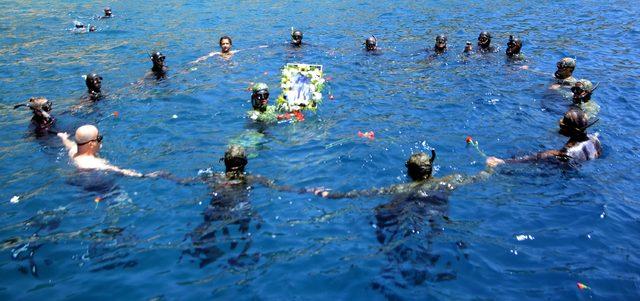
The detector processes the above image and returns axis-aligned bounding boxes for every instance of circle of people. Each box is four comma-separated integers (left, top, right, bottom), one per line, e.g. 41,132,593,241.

15,7,602,198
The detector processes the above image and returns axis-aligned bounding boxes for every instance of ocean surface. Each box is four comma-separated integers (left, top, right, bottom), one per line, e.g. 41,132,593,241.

1,1,639,300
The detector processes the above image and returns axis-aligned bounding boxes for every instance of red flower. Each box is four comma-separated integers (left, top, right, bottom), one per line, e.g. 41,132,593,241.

466,136,473,143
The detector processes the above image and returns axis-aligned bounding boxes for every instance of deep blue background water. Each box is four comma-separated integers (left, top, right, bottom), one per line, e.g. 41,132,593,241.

1,0,639,300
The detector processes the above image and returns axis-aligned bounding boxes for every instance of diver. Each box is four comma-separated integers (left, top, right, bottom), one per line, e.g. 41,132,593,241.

13,97,56,133
434,34,447,54
487,108,601,167
101,7,112,18
571,79,600,118
183,145,295,267
89,25,96,32
364,36,378,51
149,51,167,79
85,73,103,100
477,31,496,53
463,41,473,53
291,29,303,47
550,57,578,90
247,83,278,123
314,150,493,199
505,35,524,60
57,125,163,177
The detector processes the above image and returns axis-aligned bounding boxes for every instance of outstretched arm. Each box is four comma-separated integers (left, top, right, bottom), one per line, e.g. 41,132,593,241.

191,52,219,64
57,132,77,157
315,184,405,200
487,149,565,168
102,164,144,177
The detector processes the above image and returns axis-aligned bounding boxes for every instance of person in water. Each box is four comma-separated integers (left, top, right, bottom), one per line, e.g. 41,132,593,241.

102,7,112,18
314,150,493,199
550,57,578,90
14,97,56,132
247,83,278,123
571,79,600,118
505,35,524,60
477,31,496,53
364,36,378,51
192,35,236,63
149,51,167,79
291,29,303,47
434,34,447,54
487,108,601,167
463,41,473,54
72,21,95,33
85,73,103,99
57,125,159,177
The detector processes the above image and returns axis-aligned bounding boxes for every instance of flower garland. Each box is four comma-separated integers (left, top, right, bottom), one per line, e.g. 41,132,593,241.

277,63,325,112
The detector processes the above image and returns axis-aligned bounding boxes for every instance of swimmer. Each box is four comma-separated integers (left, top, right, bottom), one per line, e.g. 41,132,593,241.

72,21,94,33
487,108,601,167
364,36,377,51
57,125,161,177
291,29,303,47
102,7,112,18
149,51,167,79
85,73,103,99
89,25,96,32
505,35,524,60
477,31,496,53
571,79,600,118
247,83,278,123
463,41,473,53
313,150,493,199
13,97,56,132
192,35,238,63
434,34,447,54
550,57,578,90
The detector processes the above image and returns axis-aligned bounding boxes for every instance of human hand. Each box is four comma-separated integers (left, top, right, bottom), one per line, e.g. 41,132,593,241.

486,156,505,168
144,171,171,178
307,187,330,198
57,132,69,140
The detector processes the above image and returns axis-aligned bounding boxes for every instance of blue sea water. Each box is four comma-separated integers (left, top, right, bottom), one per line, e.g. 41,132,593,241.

1,0,639,300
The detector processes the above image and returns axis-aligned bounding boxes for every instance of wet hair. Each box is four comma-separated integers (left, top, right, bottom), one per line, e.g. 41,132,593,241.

224,145,248,173
405,150,436,181
292,30,303,38
219,36,232,46
559,108,593,138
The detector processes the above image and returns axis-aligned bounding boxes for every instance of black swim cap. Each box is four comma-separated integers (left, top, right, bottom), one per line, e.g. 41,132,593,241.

436,34,447,43
224,145,248,172
405,150,436,181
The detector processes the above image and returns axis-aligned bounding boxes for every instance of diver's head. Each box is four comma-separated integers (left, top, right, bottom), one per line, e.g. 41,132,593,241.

558,108,590,138
27,97,53,120
506,35,522,56
572,79,595,104
555,57,576,79
104,7,112,17
405,150,436,181
463,41,473,53
75,124,103,154
435,34,447,52
219,36,232,53
89,25,96,32
478,31,491,48
291,30,303,46
150,51,166,70
85,73,102,94
365,36,377,51
251,82,269,112
75,21,85,29
224,145,248,174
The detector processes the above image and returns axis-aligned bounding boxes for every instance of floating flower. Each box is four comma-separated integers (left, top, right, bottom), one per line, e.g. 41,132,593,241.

113,111,119,118
358,131,375,140
94,197,102,203
576,282,590,290
466,136,473,144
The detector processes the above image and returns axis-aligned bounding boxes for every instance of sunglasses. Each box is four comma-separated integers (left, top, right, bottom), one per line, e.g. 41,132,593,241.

77,134,103,146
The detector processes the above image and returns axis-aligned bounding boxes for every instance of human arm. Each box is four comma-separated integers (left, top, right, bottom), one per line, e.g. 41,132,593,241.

191,52,219,64
57,132,77,157
486,149,566,167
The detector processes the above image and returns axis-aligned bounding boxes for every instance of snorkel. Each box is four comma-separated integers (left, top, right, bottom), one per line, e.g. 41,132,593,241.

572,80,598,104
291,28,303,46
14,97,54,127
478,31,491,50
406,150,436,181
554,58,576,80
506,35,522,57
558,108,597,140
85,73,102,96
435,34,447,53
149,51,166,73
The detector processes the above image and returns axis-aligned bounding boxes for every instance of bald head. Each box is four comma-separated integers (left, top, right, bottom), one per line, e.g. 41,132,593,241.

75,125,99,145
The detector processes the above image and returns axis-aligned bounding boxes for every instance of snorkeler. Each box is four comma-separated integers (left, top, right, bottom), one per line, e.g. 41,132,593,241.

247,83,278,123
314,150,493,199
57,125,161,177
550,57,578,90
487,108,601,167
72,21,95,33
13,97,56,132
291,29,303,47
463,41,473,53
101,7,112,18
477,31,496,53
571,79,600,118
434,34,447,54
85,73,103,99
149,51,167,79
505,35,524,60
364,36,378,51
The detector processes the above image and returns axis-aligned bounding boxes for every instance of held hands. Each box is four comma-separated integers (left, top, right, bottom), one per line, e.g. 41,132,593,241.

307,187,330,198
